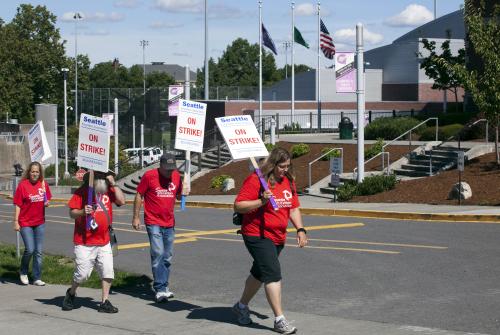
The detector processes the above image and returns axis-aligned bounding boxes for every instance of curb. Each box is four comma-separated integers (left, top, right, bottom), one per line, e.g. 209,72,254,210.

2,193,498,223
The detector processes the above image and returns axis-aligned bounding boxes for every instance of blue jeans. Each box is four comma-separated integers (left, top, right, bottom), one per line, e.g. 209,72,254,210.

20,224,45,280
146,225,175,293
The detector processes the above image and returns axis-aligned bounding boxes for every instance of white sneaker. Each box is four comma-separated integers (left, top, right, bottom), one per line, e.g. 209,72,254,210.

155,291,169,303
274,317,297,334
33,280,46,286
20,274,29,285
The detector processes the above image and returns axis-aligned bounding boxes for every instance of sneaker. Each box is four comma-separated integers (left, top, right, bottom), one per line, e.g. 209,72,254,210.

274,318,297,334
232,302,252,325
19,274,29,285
33,280,46,286
155,291,170,303
98,299,119,313
62,288,75,311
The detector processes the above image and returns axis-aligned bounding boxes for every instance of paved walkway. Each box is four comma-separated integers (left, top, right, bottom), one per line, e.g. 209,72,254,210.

0,281,488,335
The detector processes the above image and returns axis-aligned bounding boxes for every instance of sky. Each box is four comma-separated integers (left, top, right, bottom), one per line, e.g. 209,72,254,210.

0,0,464,70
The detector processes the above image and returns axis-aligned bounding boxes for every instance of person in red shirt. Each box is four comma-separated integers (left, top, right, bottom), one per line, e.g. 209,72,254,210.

232,148,307,334
13,161,51,286
62,171,125,313
132,153,184,302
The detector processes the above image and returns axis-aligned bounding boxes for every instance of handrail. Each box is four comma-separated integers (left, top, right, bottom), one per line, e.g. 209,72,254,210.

435,117,487,150
382,117,438,150
353,151,390,176
352,117,438,178
471,119,488,143
308,148,343,189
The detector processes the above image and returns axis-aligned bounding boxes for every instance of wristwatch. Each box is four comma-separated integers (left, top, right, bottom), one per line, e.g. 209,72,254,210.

296,227,307,234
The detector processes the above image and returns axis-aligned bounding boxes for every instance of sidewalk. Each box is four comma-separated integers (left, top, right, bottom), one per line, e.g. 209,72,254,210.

0,281,488,335
2,191,498,223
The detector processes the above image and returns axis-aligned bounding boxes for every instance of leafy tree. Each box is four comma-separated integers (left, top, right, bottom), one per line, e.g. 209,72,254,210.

439,0,500,164
418,37,465,113
0,4,66,122
146,71,175,88
196,38,280,90
276,64,313,80
89,61,130,88
195,57,218,90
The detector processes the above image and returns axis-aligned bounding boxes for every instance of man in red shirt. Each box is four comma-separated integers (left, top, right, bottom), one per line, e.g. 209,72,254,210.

132,153,184,302
62,171,125,313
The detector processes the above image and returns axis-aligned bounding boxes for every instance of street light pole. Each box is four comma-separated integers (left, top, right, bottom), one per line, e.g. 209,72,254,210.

204,0,209,100
73,12,82,126
62,68,70,179
140,40,149,121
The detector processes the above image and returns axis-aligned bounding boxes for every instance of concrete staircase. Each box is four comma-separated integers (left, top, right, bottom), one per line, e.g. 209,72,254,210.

392,146,468,178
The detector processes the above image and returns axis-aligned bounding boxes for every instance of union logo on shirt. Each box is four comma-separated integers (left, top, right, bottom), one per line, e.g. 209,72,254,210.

275,190,293,208
29,188,45,203
154,184,176,198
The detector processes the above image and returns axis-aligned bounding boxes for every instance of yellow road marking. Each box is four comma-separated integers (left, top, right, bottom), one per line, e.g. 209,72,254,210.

47,204,66,208
118,238,198,250
292,237,448,250
194,236,400,254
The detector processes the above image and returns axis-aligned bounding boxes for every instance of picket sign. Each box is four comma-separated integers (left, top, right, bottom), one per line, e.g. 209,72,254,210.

77,114,110,229
215,115,278,211
27,121,52,203
174,99,207,210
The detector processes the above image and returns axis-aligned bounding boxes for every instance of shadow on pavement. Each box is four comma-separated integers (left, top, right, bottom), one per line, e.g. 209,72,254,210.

37,295,98,311
187,306,272,331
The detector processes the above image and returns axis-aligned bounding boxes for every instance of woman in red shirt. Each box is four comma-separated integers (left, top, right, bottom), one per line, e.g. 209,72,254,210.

232,148,307,334
13,161,51,286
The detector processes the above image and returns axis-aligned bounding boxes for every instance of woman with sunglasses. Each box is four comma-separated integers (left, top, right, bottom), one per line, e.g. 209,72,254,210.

232,147,307,334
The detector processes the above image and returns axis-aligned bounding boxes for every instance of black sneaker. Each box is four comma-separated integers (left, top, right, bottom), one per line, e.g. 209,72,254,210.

62,288,75,311
98,299,119,313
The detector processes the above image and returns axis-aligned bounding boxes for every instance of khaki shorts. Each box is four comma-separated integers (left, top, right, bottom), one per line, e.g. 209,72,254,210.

73,243,114,283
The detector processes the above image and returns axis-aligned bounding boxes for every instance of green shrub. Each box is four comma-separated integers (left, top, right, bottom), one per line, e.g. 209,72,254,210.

320,147,341,161
210,174,231,189
365,117,423,140
356,174,397,196
44,161,78,178
290,143,310,158
419,123,463,141
282,122,301,133
265,143,276,152
415,110,476,126
336,175,397,201
337,180,357,201
364,138,385,160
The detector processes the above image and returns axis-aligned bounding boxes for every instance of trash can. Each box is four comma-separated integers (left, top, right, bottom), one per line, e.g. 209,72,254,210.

338,116,353,139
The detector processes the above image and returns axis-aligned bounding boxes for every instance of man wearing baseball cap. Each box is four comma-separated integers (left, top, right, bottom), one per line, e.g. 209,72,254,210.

132,153,186,302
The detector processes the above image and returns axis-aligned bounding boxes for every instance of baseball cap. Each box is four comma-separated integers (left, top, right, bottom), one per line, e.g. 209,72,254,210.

160,153,177,170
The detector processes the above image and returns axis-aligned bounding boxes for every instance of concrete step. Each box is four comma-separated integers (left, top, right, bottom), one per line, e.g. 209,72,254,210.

410,155,454,163
393,169,431,177
401,164,441,172
424,150,461,157
408,159,449,167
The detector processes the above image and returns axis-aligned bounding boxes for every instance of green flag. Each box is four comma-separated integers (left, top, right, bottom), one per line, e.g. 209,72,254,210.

294,26,309,49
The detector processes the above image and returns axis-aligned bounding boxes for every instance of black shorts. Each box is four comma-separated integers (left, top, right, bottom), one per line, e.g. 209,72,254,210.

243,235,284,284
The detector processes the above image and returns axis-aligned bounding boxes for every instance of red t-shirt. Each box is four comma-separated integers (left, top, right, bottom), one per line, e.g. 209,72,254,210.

68,186,117,246
13,179,52,227
136,169,182,227
236,173,300,245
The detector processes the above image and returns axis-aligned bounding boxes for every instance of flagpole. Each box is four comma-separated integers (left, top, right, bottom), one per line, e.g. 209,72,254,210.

259,0,263,135
317,1,321,131
291,1,295,124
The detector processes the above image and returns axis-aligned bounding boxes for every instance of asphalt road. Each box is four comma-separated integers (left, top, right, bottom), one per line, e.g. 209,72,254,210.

1,197,499,335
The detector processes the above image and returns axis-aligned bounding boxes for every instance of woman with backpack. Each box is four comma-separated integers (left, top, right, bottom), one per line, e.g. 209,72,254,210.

232,147,307,335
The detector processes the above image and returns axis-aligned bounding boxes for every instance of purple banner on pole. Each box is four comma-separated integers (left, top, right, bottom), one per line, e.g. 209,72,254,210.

335,52,356,93
168,85,184,116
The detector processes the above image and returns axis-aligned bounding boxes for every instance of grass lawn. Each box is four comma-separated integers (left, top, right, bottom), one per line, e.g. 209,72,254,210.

0,243,150,290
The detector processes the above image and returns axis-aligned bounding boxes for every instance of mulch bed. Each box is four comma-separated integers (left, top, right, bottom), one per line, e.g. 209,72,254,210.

352,152,500,206
190,142,414,196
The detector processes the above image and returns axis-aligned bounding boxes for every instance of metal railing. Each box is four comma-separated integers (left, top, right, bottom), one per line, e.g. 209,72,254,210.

308,148,343,189
353,151,390,176
471,119,489,143
353,117,438,177
0,134,25,143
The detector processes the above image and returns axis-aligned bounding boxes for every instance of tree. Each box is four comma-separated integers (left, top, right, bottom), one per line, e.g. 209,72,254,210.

276,64,313,81
419,37,465,113
89,61,129,88
196,38,280,90
146,71,175,88
0,4,66,122
439,1,500,164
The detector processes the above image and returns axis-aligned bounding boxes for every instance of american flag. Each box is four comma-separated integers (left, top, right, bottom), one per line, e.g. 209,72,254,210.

320,19,335,59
